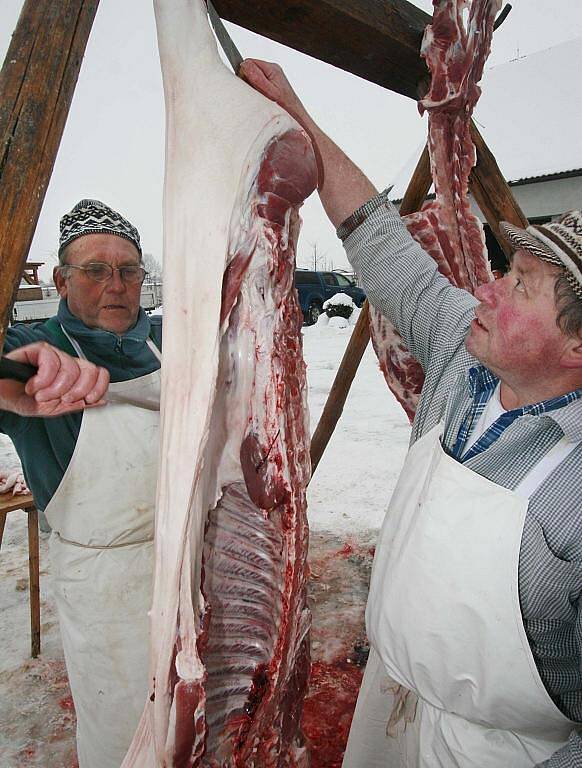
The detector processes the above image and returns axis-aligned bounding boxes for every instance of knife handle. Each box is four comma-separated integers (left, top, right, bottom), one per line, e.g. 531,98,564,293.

0,356,38,383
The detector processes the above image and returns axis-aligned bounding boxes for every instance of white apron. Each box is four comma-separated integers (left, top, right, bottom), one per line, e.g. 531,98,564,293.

44,332,161,768
343,424,580,767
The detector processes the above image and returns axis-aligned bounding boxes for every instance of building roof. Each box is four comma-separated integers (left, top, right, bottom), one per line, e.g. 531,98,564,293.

390,37,582,199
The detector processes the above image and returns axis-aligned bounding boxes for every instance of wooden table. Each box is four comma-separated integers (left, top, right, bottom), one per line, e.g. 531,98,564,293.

0,491,40,657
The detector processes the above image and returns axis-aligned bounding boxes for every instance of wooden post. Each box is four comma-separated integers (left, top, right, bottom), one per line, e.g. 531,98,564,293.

309,145,432,476
469,121,529,253
27,505,41,658
309,302,370,475
0,0,100,350
399,143,432,215
0,492,40,657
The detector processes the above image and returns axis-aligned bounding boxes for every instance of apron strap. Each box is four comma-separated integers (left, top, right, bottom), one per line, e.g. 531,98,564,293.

515,436,580,498
44,316,78,357
145,337,162,363
54,531,154,549
60,325,86,359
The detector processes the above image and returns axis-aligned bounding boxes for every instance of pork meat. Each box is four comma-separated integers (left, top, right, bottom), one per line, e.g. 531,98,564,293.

369,0,500,420
122,1,317,765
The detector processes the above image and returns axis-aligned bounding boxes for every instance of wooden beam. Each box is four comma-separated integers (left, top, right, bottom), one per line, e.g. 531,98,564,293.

213,0,431,101
398,143,431,215
469,121,528,254
310,144,432,476
0,0,100,349
27,506,41,658
309,302,370,476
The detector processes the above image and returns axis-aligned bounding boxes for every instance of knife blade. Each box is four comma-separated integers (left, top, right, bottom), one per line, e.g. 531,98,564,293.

207,0,243,74
0,356,160,412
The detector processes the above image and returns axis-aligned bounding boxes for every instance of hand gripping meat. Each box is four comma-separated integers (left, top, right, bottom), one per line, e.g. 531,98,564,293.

369,0,501,420
121,1,317,766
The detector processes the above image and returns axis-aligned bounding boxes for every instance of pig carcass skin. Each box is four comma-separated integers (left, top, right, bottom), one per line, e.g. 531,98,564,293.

122,1,317,766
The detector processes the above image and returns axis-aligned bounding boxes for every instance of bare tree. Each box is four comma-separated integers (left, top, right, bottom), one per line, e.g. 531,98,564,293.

309,242,328,271
142,252,162,282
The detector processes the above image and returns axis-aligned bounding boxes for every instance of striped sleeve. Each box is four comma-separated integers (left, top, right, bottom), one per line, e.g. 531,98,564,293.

341,198,478,375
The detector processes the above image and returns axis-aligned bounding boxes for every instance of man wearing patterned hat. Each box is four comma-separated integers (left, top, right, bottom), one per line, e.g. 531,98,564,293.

0,199,162,768
241,59,582,768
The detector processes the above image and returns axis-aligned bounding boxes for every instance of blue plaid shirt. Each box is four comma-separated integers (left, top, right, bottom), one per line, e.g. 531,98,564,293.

451,366,582,462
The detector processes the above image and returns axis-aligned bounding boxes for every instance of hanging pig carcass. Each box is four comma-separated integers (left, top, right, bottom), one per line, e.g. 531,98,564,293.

122,1,317,766
369,0,501,420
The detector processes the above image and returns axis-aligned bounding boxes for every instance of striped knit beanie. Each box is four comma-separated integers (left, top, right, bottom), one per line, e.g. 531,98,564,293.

59,199,142,257
500,211,582,298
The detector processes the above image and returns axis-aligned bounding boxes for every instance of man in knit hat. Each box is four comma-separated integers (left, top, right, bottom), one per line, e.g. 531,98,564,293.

241,59,582,768
0,199,162,768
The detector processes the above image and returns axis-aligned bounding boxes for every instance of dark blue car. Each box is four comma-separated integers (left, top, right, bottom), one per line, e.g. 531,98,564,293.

294,270,366,325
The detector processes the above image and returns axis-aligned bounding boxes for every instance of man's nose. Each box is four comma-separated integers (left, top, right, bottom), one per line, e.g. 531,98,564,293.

106,269,127,292
474,277,500,306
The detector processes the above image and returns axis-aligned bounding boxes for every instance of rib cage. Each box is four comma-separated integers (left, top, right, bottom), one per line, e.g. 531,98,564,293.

203,484,285,754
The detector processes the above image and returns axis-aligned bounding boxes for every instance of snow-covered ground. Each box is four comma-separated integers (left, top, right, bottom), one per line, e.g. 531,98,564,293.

0,318,411,766
304,312,411,534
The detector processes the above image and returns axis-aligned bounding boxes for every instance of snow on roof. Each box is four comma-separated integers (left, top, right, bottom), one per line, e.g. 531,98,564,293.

390,38,582,199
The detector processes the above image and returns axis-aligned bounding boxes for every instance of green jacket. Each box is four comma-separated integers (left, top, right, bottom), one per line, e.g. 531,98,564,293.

0,299,162,510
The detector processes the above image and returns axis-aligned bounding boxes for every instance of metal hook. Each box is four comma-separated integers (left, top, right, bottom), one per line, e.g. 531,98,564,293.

493,4,512,31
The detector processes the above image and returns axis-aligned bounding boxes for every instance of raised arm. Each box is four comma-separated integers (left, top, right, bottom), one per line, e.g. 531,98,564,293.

240,59,476,372
239,59,377,227
0,342,110,418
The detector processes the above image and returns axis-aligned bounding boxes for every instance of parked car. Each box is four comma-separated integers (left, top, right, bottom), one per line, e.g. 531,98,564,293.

294,270,366,325
11,282,163,324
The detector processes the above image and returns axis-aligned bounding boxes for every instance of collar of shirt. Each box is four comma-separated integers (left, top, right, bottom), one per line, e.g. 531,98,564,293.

57,298,152,350
454,365,582,459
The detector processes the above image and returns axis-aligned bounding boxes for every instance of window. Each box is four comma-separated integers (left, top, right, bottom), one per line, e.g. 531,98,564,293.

322,273,337,287
335,274,354,287
295,271,319,285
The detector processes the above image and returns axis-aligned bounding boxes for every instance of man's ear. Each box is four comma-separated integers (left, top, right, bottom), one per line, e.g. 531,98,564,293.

561,337,582,370
53,266,68,298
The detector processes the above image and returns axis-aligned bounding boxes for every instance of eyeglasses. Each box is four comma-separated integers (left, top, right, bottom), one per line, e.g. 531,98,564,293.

62,263,147,284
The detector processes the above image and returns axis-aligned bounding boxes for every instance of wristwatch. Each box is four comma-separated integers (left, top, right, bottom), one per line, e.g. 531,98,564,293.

336,186,394,242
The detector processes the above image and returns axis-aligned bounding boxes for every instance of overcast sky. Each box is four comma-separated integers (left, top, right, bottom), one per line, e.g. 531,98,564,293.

2,1,582,279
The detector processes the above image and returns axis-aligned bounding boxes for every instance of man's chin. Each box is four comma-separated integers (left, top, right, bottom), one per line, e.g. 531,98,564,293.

98,308,138,335
464,331,483,362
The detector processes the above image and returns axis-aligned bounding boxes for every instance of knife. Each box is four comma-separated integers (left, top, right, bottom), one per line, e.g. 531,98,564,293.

207,0,243,74
0,356,160,412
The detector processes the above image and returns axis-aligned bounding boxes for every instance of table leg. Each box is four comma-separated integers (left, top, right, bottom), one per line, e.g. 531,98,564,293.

27,507,41,658
0,511,6,549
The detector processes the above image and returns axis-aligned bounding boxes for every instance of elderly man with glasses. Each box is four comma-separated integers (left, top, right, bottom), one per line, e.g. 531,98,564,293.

0,199,162,768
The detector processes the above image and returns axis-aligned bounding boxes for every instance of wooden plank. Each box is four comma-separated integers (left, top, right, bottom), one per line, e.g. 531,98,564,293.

27,506,41,658
469,121,529,254
310,145,433,476
310,302,371,475
398,143,430,214
0,490,35,516
0,0,100,350
214,0,431,100
0,511,6,550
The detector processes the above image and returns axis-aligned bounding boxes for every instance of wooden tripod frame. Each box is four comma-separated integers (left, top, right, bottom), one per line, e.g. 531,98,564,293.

0,1,528,477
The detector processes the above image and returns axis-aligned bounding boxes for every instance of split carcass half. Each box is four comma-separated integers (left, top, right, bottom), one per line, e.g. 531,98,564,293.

122,1,317,766
369,0,501,421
